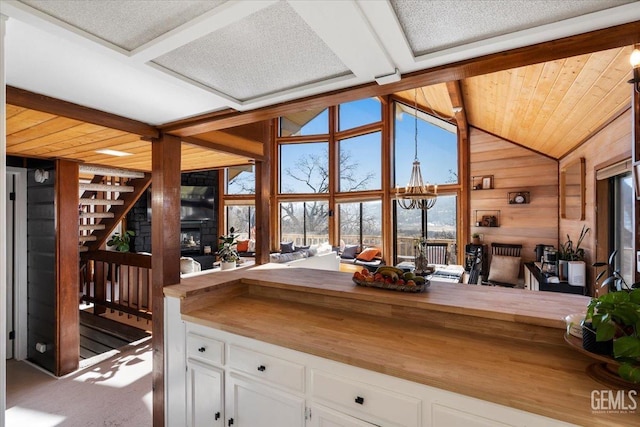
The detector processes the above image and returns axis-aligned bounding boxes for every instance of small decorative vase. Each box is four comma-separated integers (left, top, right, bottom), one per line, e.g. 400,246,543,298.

221,261,236,271
558,260,569,281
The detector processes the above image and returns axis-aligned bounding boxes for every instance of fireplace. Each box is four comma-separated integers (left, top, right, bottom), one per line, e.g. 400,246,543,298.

180,223,202,255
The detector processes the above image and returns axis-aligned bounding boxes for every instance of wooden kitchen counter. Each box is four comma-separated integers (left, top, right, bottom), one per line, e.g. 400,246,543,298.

167,265,637,427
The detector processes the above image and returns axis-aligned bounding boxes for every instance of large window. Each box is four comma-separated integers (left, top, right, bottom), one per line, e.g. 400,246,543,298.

612,173,633,286
226,165,255,195
226,205,255,240
280,201,329,246
338,98,381,131
279,107,328,137
339,132,381,191
338,201,382,249
280,142,329,194
394,102,458,186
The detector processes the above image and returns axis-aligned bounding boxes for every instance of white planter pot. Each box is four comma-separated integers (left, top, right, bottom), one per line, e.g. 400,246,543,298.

221,261,236,271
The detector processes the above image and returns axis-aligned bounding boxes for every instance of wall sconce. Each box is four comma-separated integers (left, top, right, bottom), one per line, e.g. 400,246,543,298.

629,47,640,93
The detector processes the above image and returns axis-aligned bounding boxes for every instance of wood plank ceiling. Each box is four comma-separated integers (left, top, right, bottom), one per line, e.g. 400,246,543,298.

5,45,635,169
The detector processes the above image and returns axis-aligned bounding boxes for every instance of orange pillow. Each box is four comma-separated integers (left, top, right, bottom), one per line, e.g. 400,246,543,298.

236,240,249,252
356,247,381,262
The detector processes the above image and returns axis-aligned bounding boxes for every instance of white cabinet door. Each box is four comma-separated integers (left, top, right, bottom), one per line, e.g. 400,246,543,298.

309,405,377,427
226,374,305,427
187,359,224,427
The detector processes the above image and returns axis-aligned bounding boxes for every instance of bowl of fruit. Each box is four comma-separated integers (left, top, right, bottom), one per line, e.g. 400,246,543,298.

352,266,429,292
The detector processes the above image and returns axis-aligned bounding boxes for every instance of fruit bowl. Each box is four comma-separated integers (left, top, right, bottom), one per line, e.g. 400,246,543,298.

352,267,430,293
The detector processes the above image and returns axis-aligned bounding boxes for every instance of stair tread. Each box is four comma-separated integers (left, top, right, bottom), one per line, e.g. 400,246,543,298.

79,198,125,205
79,165,145,179
79,224,106,230
79,183,134,192
80,212,115,218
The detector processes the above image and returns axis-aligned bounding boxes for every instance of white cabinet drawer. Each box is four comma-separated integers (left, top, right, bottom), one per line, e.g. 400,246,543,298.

311,370,421,427
228,345,305,393
186,332,224,366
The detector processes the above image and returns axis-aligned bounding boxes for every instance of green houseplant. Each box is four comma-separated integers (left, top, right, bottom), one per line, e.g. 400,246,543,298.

218,227,239,268
585,250,640,383
558,225,590,261
106,230,135,252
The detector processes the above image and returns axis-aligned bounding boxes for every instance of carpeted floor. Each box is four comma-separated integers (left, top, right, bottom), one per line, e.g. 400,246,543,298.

5,338,152,427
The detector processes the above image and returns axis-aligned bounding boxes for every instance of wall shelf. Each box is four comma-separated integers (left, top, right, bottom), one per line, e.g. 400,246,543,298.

472,175,493,190
474,210,500,227
508,191,530,204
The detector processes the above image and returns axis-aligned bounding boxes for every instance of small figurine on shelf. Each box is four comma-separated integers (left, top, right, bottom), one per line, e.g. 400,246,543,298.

472,233,481,245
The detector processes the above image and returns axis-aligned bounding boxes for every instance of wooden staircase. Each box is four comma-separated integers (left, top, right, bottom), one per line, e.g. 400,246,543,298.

78,164,151,252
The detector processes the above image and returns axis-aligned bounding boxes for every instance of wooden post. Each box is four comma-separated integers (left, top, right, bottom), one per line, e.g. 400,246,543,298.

151,133,181,427
55,159,80,376
255,120,272,265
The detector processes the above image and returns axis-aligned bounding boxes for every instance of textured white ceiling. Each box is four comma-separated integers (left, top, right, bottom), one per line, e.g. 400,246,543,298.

153,1,350,101
20,0,225,51
390,0,636,55
3,0,639,125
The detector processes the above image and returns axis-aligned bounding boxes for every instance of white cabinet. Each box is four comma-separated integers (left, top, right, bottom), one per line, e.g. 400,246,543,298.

186,359,224,427
226,373,306,427
311,370,420,427
309,405,377,427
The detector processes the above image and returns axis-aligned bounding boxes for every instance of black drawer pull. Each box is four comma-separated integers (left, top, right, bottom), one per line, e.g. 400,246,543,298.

215,412,220,420
257,365,266,372
198,347,206,353
355,396,364,405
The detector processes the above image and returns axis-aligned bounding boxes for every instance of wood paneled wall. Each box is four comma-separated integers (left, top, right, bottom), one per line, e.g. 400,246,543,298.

559,111,632,295
470,127,558,265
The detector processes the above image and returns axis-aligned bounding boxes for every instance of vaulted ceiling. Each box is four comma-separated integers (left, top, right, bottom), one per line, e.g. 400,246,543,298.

3,1,640,170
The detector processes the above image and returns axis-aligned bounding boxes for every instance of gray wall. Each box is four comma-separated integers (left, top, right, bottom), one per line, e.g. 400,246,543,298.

26,165,56,372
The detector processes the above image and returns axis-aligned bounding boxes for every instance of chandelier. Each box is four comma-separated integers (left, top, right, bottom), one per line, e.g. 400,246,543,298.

396,89,437,210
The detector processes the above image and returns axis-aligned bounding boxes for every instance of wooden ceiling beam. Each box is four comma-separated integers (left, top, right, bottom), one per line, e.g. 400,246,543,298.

160,21,640,136
7,86,159,139
182,135,264,160
446,80,468,141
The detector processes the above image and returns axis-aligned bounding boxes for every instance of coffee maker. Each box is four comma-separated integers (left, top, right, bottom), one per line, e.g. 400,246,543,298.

541,247,558,276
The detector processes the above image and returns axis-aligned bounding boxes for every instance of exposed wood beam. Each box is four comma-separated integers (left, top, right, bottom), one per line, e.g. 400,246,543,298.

7,86,159,139
446,80,468,142
392,93,457,126
160,21,640,135
151,134,181,427
182,135,264,160
55,159,79,376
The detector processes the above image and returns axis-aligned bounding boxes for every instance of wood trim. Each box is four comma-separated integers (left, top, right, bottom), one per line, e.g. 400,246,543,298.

470,125,558,161
7,86,159,139
328,105,337,245
633,50,640,283
151,133,181,427
182,135,264,160
392,93,457,126
446,80,468,141
160,22,640,135
55,159,79,376
255,122,272,265
381,96,393,264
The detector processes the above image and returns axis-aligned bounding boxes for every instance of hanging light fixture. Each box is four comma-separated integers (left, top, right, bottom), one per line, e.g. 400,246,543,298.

396,88,437,210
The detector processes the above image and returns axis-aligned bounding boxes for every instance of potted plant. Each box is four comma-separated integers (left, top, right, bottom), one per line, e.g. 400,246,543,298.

218,227,239,270
471,233,481,245
558,225,589,280
106,230,135,252
583,250,640,383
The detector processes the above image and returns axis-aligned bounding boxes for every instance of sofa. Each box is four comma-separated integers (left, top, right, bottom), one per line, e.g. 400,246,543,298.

269,242,340,271
338,245,385,272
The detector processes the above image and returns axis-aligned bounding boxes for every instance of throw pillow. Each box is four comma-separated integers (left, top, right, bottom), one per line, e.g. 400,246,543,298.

280,241,295,253
488,255,521,284
341,244,359,259
237,240,249,253
356,247,381,262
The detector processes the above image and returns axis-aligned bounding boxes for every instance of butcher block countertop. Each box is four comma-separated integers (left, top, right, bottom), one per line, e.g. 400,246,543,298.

166,265,637,427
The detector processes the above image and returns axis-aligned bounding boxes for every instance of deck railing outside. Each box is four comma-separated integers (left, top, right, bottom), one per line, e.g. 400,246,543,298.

80,250,152,320
280,233,457,264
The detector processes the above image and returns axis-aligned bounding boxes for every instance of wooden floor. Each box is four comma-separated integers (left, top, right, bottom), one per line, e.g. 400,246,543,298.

79,310,150,360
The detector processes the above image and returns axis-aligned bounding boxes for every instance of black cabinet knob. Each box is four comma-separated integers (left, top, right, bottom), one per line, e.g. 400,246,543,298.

257,365,266,372
198,347,206,353
214,412,220,420
355,396,364,405
228,418,234,426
